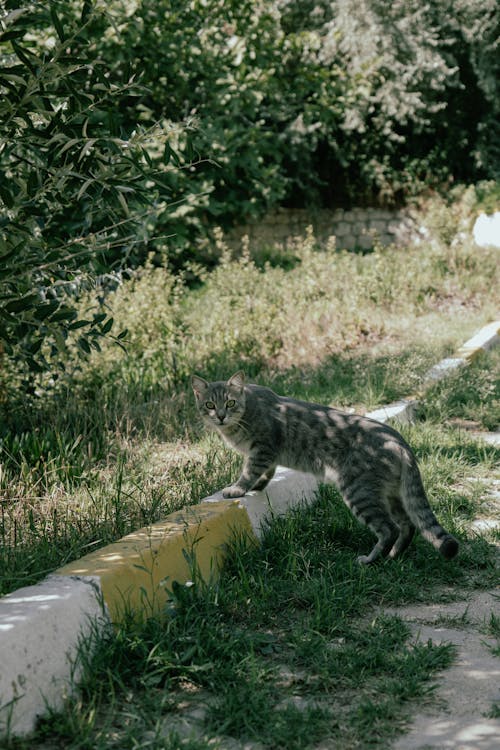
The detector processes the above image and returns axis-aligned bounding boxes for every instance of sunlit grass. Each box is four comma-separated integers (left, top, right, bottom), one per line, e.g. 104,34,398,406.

1,195,499,596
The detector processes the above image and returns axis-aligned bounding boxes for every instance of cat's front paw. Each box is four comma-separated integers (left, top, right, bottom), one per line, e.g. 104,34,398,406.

222,485,247,498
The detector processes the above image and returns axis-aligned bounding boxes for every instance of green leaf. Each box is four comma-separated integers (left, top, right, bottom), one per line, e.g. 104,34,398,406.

81,1,92,25
0,183,14,208
26,337,43,354
11,41,37,74
78,139,98,161
50,307,77,323
101,317,114,334
4,294,39,313
116,190,129,216
0,29,25,43
58,138,81,157
68,319,92,330
77,336,91,354
76,178,94,201
50,7,66,43
33,302,60,321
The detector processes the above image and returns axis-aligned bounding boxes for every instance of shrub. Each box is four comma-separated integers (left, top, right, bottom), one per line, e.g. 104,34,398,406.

0,2,189,379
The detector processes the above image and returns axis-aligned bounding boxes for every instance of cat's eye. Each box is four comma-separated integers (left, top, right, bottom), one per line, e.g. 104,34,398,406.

205,401,216,410
226,399,236,408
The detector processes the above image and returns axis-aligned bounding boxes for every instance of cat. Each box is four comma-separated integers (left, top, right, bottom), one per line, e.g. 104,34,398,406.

192,371,459,564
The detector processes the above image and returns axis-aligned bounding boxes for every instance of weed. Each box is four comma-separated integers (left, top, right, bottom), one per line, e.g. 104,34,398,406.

484,612,500,658
487,703,500,719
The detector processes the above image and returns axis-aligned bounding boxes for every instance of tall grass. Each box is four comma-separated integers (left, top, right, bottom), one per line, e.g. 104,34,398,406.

1,192,499,595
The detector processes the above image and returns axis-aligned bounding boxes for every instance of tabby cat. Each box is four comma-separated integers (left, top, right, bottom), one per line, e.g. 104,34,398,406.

192,371,459,564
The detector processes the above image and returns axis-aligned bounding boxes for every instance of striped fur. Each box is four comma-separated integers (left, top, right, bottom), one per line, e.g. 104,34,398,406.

192,371,459,564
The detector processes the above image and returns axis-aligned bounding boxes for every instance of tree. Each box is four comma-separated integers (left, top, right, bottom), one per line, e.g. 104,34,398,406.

0,1,180,380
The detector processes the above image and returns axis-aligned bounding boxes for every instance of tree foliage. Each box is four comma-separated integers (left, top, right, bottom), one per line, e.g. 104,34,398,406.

1,0,498,381
97,0,499,217
0,1,182,377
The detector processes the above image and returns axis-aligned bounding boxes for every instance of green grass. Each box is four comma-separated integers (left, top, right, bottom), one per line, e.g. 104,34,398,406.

7,487,475,750
0,440,240,595
1,191,499,596
1,193,499,747
1,343,497,597
2,361,499,746
421,348,500,430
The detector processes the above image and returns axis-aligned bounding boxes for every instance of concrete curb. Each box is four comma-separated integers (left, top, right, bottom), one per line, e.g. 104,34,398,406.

1,319,499,737
365,319,500,425
0,470,317,736
0,576,104,736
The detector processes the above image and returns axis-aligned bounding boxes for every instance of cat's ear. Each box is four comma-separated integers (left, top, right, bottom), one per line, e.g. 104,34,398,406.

227,371,245,390
191,375,208,398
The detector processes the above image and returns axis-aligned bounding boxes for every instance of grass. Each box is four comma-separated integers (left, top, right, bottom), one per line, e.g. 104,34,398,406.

421,347,500,430
7,487,477,750
1,190,499,746
2,344,498,597
4,345,498,596
3,409,499,748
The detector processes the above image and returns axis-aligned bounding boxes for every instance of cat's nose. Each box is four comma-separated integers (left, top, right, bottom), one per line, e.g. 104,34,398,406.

217,413,226,424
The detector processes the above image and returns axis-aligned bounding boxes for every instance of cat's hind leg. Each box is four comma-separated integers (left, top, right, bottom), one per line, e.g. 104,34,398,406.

387,495,415,558
356,522,399,565
341,481,399,564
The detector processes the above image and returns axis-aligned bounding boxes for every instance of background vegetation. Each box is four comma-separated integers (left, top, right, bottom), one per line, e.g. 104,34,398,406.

1,0,499,379
1,200,499,596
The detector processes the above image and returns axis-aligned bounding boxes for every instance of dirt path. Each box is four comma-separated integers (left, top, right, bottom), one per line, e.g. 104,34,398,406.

386,590,500,750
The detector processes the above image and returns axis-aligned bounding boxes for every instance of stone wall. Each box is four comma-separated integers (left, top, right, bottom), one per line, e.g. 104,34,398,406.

226,207,416,251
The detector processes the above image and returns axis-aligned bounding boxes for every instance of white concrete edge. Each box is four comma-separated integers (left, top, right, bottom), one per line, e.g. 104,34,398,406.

365,399,419,425
424,357,466,383
368,320,500,422
423,320,500,384
457,319,500,357
201,466,319,538
0,575,107,737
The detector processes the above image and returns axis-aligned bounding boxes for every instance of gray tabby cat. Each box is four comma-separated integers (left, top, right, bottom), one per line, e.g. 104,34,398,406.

192,371,459,564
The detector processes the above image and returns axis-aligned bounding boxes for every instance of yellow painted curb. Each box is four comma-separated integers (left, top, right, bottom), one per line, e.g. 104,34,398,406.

56,500,254,622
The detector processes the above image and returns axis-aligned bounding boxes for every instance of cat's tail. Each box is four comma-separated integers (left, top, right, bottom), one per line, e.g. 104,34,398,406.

400,454,459,560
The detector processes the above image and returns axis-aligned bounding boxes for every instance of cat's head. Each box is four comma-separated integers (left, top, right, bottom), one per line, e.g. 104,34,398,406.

191,371,246,429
